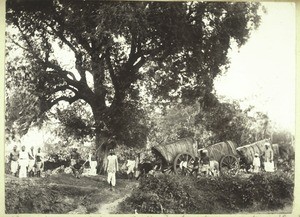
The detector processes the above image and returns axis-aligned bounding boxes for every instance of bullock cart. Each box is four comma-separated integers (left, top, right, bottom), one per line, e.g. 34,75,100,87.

151,138,240,175
202,140,239,175
151,137,198,175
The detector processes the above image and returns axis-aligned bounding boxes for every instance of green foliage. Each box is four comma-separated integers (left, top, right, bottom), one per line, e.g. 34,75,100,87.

5,181,77,213
148,96,275,149
56,101,95,140
108,101,150,148
6,0,263,150
195,96,273,146
272,130,294,145
6,173,137,214
5,86,40,141
148,102,212,147
120,172,294,214
196,173,293,211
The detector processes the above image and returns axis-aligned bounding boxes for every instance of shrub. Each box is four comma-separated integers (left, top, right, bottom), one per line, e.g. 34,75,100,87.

121,175,219,214
5,182,77,213
196,175,255,211
119,172,294,214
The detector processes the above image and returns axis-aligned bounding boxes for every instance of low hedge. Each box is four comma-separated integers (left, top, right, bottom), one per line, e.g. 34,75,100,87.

119,171,294,214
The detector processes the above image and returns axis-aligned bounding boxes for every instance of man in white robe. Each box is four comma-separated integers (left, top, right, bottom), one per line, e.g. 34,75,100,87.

19,146,29,178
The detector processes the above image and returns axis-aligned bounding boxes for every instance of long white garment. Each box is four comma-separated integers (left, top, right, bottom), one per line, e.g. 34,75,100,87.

264,161,274,172
107,155,118,173
19,151,29,178
253,157,261,173
28,149,35,173
88,153,97,175
11,161,19,174
126,160,136,174
107,172,116,186
28,160,35,173
90,161,97,175
106,155,118,186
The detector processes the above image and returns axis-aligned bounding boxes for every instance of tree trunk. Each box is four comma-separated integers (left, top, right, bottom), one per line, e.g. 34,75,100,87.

95,131,110,174
92,104,116,174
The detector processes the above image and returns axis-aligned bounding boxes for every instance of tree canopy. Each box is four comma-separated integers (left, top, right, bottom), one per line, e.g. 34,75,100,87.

6,1,263,157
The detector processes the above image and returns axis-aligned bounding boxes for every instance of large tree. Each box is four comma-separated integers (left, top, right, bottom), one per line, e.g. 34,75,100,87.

6,0,262,170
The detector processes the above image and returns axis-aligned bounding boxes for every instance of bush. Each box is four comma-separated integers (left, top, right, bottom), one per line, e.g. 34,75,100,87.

5,182,77,213
195,172,294,211
120,175,219,214
5,175,104,214
119,172,294,214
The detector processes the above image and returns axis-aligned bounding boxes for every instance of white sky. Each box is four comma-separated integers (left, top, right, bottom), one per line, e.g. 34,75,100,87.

214,2,296,133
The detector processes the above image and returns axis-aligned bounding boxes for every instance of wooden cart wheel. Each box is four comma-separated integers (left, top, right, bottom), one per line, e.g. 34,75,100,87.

173,153,194,175
220,155,239,176
162,166,174,174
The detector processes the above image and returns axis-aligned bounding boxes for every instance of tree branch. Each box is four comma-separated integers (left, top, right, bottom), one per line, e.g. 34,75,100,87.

42,63,79,88
127,29,138,65
50,85,79,95
51,13,93,54
105,49,117,87
75,53,87,83
47,22,78,54
8,34,29,52
44,21,87,83
47,95,80,109
15,24,71,83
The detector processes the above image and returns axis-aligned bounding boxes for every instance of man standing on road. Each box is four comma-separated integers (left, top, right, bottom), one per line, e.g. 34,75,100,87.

28,146,36,177
19,145,29,178
9,145,19,177
105,149,119,191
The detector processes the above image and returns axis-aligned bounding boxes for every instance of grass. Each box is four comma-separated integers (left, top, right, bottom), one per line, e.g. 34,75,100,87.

5,173,138,214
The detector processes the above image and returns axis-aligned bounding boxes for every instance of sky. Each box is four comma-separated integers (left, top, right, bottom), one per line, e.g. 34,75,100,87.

214,2,296,133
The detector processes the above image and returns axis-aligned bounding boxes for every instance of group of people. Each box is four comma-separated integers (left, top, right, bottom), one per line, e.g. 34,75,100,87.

7,141,275,195
9,145,44,178
252,142,275,173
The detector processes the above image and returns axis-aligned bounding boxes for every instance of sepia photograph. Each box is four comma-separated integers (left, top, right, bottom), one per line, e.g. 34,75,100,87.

3,0,296,215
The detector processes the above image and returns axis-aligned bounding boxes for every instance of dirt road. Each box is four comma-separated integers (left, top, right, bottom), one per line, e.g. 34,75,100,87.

93,180,139,214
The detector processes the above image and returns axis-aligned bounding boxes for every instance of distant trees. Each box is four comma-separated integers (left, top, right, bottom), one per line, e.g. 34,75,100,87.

148,94,275,148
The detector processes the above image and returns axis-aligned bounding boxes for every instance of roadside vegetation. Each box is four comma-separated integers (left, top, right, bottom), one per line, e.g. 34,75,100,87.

5,174,137,214
119,171,294,214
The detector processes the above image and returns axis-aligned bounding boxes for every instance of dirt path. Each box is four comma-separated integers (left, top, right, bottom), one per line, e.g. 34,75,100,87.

94,182,139,214
60,175,139,214
95,192,130,214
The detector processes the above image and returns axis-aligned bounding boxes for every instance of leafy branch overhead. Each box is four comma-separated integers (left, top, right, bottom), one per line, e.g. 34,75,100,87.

6,0,263,149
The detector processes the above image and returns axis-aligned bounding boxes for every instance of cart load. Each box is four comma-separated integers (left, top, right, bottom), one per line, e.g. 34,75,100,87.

152,138,240,176
201,140,239,175
151,137,197,174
